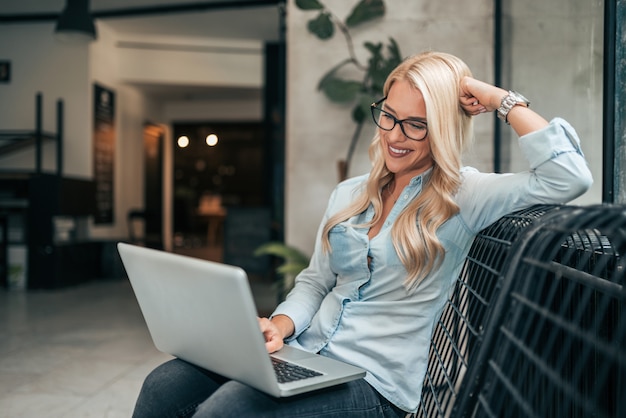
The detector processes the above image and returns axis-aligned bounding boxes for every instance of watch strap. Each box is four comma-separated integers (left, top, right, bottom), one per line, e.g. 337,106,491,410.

497,91,530,124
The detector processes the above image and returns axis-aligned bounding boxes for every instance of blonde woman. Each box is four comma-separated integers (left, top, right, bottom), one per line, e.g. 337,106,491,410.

133,51,592,417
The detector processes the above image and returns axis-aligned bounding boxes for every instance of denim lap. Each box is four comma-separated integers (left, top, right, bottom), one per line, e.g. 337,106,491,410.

132,358,405,418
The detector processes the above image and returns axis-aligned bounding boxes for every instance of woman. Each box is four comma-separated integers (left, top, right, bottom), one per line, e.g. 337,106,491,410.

133,51,592,417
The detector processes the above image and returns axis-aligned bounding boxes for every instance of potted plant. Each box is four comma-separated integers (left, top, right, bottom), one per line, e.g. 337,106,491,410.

295,0,402,180
254,241,310,298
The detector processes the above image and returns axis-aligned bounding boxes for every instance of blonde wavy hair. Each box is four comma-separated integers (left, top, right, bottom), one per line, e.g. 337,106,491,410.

321,51,474,290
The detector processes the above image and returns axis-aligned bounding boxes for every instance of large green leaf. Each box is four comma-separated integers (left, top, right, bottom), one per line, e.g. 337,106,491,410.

364,41,385,93
254,242,309,264
364,38,403,94
277,262,309,276
295,0,324,10
382,37,403,76
319,76,362,103
346,0,385,27
352,95,374,123
316,58,352,88
386,37,402,62
307,12,334,40
254,242,310,283
351,103,365,124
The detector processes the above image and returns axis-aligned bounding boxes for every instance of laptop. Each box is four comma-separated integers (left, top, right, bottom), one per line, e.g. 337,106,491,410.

117,242,366,397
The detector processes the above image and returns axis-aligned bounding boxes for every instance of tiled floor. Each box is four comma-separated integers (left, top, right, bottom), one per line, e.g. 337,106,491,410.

0,255,278,417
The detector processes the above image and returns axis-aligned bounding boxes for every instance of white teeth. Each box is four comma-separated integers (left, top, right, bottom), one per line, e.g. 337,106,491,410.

389,145,409,154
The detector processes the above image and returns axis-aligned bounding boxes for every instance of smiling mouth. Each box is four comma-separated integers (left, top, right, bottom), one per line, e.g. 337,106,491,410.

389,145,411,156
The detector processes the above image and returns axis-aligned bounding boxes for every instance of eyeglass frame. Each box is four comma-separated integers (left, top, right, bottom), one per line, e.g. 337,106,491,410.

370,97,429,141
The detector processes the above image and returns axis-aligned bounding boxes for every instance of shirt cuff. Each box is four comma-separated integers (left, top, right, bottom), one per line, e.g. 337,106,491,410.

519,117,585,169
271,301,311,341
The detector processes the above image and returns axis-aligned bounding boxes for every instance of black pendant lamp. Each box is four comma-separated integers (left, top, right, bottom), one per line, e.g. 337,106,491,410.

55,0,97,42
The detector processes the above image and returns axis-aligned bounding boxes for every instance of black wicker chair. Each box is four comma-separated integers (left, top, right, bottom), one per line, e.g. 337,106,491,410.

416,204,625,418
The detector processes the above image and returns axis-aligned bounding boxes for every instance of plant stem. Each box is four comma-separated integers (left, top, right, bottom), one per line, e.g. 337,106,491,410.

326,9,366,72
345,119,364,176
345,69,373,172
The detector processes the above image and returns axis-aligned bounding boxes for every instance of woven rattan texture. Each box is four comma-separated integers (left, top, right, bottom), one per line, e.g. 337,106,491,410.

416,205,559,417
416,204,625,418
471,205,625,418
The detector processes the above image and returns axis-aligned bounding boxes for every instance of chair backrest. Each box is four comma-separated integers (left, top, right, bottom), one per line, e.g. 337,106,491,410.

416,204,626,418
462,204,625,418
416,204,559,417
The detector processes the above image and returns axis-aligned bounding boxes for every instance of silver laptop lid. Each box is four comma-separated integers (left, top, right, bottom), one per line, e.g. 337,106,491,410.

117,242,281,396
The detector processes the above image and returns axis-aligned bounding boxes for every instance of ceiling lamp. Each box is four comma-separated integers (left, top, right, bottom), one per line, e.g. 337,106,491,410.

55,0,97,42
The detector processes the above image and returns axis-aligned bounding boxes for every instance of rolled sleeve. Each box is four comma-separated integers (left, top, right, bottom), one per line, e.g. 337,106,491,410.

520,117,585,169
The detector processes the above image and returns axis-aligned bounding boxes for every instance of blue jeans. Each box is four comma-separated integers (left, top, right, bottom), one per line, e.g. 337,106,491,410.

132,358,407,418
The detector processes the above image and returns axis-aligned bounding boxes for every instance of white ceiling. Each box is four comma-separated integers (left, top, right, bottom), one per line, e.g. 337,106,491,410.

0,0,283,101
0,0,282,41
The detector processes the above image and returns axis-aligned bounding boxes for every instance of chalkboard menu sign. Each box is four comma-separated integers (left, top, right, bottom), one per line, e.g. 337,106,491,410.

93,83,115,224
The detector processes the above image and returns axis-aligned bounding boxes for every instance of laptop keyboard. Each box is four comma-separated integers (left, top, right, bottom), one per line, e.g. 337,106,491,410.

271,357,323,383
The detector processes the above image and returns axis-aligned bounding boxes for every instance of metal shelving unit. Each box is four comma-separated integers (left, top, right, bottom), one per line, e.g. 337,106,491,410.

0,93,97,289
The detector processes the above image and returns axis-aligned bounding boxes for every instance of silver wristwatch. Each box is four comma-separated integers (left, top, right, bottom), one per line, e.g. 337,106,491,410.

497,91,530,124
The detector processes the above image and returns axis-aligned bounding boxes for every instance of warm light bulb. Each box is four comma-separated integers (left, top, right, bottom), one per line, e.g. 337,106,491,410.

177,135,190,148
206,134,218,146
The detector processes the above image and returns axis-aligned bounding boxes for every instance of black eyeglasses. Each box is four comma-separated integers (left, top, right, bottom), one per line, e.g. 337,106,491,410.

370,97,429,141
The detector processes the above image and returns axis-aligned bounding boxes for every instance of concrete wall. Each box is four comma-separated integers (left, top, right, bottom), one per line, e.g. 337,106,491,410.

503,0,603,205
0,23,91,177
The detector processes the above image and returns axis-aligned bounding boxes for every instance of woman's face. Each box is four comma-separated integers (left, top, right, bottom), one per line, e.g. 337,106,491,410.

379,79,433,180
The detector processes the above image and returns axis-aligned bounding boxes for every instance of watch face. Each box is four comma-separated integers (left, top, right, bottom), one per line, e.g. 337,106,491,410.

498,91,529,123
514,92,529,103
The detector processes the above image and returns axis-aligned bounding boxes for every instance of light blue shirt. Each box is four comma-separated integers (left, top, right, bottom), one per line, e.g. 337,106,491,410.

271,118,592,412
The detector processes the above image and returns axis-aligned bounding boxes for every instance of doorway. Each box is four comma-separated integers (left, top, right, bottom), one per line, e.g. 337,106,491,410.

172,121,269,264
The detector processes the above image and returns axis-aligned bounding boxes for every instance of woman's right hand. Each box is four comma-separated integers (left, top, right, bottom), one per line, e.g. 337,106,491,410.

459,76,506,115
258,315,295,353
460,76,548,136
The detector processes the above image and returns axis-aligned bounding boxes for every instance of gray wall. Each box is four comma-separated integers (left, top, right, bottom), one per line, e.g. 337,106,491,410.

503,0,603,203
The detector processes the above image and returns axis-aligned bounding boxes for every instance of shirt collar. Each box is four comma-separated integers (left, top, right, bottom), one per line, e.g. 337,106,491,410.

408,166,433,187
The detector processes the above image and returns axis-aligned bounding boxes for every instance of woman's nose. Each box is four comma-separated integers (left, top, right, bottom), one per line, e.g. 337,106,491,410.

388,122,407,141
